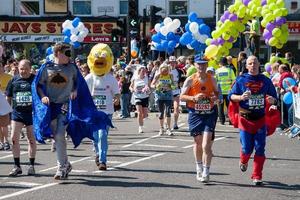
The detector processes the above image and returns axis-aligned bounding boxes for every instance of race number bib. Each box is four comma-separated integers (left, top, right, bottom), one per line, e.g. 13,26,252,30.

136,85,145,94
248,94,264,109
94,95,107,110
194,99,211,113
15,92,32,106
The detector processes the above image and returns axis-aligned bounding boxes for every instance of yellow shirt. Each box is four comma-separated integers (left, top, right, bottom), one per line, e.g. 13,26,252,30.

0,73,13,92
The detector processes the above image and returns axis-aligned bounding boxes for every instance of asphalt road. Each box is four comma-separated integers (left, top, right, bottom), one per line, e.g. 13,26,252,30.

0,113,299,200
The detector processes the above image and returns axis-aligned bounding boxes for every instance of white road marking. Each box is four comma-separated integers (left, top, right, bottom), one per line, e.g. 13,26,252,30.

182,136,227,149
137,144,177,148
178,123,185,127
87,160,122,164
120,150,152,155
160,138,193,142
0,151,27,160
0,183,58,200
71,170,88,173
39,156,91,172
6,182,42,187
122,134,160,148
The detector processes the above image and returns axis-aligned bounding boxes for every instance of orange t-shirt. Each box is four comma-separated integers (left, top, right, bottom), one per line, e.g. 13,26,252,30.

186,73,216,111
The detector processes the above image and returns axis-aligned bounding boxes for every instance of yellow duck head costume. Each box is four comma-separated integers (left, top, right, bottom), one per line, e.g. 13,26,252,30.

87,43,114,76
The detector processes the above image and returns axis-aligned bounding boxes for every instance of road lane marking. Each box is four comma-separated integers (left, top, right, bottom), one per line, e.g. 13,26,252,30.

178,123,185,127
0,151,27,160
71,170,88,173
122,134,160,148
160,138,193,142
39,156,91,172
137,144,177,148
182,136,227,149
0,183,58,200
88,160,122,164
120,150,152,155
6,182,42,187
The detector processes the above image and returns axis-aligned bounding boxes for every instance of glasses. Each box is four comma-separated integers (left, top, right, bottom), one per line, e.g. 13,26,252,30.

63,49,71,57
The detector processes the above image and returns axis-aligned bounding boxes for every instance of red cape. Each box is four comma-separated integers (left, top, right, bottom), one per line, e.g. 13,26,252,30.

228,100,281,136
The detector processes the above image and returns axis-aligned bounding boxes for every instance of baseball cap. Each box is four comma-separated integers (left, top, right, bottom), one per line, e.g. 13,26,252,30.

169,56,176,62
194,53,208,64
206,67,215,73
219,57,228,65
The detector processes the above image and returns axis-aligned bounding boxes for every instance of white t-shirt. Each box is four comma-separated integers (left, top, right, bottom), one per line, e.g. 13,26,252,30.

0,91,12,115
171,69,180,95
132,76,149,99
85,73,120,114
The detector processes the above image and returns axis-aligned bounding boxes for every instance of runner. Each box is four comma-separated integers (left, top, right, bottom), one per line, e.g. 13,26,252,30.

228,55,278,185
6,59,36,176
180,54,219,183
130,65,150,133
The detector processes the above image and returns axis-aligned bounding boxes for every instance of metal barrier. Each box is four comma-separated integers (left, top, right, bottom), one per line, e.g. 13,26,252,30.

289,92,300,139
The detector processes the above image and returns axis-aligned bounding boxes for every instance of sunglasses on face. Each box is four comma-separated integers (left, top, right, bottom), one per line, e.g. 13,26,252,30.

63,49,71,57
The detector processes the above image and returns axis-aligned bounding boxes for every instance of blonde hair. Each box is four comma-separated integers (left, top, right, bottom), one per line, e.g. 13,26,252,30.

159,64,170,74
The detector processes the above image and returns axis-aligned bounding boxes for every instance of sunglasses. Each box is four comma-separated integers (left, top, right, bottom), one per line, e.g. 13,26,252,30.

63,49,71,57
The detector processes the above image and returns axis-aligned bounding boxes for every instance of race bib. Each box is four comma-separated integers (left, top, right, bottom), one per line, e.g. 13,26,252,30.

195,99,211,113
136,85,145,94
248,94,264,109
15,92,32,106
94,95,107,110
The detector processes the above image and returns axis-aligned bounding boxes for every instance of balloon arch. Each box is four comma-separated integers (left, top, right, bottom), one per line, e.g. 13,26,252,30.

204,0,289,60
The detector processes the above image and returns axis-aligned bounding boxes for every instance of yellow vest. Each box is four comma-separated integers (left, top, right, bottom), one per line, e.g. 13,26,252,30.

216,67,236,95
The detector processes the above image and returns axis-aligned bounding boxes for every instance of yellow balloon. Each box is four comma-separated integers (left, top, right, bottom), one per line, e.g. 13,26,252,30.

272,28,282,38
261,19,267,28
211,31,218,39
281,8,288,16
269,37,278,46
222,33,231,41
277,0,285,8
263,72,270,78
273,9,282,18
267,0,276,4
275,43,283,49
269,3,277,11
270,56,277,64
205,38,212,46
228,5,235,13
205,45,218,59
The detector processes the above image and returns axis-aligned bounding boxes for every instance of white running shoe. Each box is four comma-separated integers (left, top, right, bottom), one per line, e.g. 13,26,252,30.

196,171,202,181
200,175,210,183
138,126,144,134
166,129,173,136
159,128,164,136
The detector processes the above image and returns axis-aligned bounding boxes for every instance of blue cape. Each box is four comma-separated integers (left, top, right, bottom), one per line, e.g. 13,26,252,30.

32,62,112,148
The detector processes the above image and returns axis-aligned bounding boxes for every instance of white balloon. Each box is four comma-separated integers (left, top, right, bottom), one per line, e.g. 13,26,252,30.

82,28,89,36
62,20,72,29
160,26,169,36
187,44,193,49
167,23,176,32
77,22,85,32
163,17,172,25
77,36,84,42
199,34,209,43
175,43,180,48
173,19,181,29
70,27,79,35
154,23,161,32
70,34,78,42
189,22,199,34
193,31,201,40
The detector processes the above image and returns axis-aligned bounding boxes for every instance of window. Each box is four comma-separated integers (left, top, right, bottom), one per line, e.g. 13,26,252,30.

120,0,128,15
73,0,91,15
291,1,298,10
169,1,187,16
20,0,40,16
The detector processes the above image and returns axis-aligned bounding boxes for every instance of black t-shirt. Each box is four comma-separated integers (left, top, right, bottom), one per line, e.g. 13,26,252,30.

6,74,35,113
121,71,133,94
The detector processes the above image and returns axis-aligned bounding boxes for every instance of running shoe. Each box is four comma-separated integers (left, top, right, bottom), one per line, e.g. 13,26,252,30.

166,129,174,136
196,171,202,181
27,165,35,176
9,166,22,177
95,155,100,166
3,142,10,151
54,167,65,180
253,179,263,186
65,162,72,177
0,142,4,150
200,175,210,183
138,126,144,134
239,162,248,172
98,163,107,171
51,141,56,152
173,124,179,130
159,128,164,136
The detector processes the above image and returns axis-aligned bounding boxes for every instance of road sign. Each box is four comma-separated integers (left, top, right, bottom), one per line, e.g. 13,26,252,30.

130,19,137,27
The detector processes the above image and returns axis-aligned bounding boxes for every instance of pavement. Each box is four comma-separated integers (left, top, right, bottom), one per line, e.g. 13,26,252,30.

0,112,299,200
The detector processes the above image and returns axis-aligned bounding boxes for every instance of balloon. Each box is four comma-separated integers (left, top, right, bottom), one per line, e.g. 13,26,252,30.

70,28,79,35
62,29,71,37
188,12,198,22
160,26,169,36
163,17,172,25
161,40,168,49
283,77,296,90
179,32,192,45
243,0,251,6
205,38,212,46
73,41,81,49
266,22,275,32
62,20,72,29
229,14,238,21
264,63,272,73
154,23,161,32
217,38,225,45
186,44,193,50
263,30,272,40
77,36,84,42
70,35,78,42
199,24,210,35
64,36,71,43
269,37,278,46
152,34,161,43
189,22,199,33
166,32,176,41
46,47,53,55
168,40,177,49
190,40,200,49
196,18,204,25
173,19,181,28
205,45,218,59
77,22,85,32
185,23,191,33
272,28,282,38
283,92,293,104
72,17,81,27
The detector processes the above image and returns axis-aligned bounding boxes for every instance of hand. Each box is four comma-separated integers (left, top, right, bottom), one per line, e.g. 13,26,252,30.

266,96,276,105
194,93,206,101
269,105,277,111
41,96,50,105
70,91,77,100
240,90,251,101
210,95,218,103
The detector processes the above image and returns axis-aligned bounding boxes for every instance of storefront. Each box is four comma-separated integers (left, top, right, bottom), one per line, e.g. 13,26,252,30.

0,17,123,64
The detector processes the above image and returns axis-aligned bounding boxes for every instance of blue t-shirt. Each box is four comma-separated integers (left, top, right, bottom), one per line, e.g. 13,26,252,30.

228,73,277,115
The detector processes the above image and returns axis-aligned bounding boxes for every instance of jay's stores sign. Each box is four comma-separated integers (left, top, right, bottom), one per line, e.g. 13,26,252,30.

287,21,300,34
0,21,116,43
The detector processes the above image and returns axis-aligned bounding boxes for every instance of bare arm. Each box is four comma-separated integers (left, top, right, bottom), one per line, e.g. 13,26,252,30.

180,77,194,102
151,74,159,89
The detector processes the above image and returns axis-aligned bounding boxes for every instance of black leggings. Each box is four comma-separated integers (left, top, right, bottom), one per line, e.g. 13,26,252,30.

158,100,172,119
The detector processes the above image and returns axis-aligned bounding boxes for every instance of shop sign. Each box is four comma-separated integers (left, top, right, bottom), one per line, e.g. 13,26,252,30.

0,34,64,42
287,21,300,34
0,21,116,35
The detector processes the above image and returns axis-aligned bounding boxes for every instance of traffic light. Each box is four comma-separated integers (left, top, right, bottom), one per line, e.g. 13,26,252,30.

111,28,120,42
128,0,138,19
116,17,126,37
150,5,162,29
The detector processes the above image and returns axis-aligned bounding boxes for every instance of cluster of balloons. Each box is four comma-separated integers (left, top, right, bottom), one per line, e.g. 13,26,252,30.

283,77,297,104
204,0,289,60
45,46,54,62
261,0,289,49
179,12,211,52
264,55,290,74
62,17,89,49
151,17,181,54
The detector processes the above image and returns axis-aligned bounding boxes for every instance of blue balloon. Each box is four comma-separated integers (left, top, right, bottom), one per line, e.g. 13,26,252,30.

168,40,177,49
190,40,200,49
157,32,166,40
156,44,164,51
152,34,161,43
63,29,71,37
73,41,81,49
167,47,174,55
185,23,191,33
188,12,198,22
46,47,53,55
174,35,180,43
283,92,293,104
166,32,176,41
283,77,296,90
199,24,211,35
64,36,71,44
161,40,168,49
179,32,192,45
72,17,81,27
196,18,204,25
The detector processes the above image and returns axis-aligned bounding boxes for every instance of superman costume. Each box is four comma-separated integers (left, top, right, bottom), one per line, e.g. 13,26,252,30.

228,73,280,181
32,62,112,148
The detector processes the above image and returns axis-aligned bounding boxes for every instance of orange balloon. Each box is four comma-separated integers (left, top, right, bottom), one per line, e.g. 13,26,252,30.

131,50,138,58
